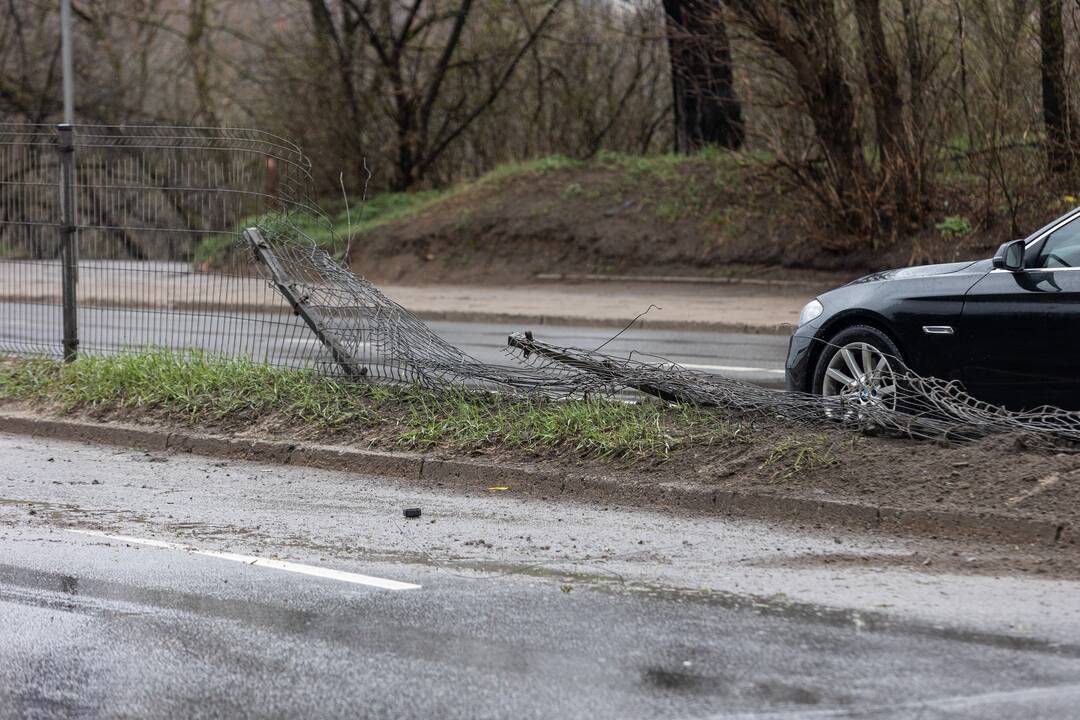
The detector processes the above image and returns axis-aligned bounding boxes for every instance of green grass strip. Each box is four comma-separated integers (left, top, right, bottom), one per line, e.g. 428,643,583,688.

0,351,746,461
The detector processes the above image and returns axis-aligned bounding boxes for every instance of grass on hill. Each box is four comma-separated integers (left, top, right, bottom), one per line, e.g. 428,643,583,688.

192,149,753,268
193,190,445,267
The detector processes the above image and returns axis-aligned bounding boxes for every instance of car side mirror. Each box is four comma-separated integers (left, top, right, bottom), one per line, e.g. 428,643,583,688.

993,239,1025,271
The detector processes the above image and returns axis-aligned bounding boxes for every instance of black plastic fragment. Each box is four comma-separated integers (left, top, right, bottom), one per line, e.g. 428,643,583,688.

403,507,422,519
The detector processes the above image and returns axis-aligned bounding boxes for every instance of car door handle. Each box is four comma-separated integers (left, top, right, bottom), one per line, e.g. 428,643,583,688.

922,326,955,335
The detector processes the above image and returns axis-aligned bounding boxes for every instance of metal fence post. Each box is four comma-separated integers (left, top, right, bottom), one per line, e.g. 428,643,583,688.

58,123,78,361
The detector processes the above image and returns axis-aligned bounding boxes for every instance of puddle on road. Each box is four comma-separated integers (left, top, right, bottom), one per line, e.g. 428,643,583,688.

0,562,319,630
0,562,609,686
641,666,824,706
0,565,125,618
418,557,1080,660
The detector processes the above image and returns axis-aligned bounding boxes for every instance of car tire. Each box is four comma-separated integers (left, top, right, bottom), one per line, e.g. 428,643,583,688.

812,324,907,412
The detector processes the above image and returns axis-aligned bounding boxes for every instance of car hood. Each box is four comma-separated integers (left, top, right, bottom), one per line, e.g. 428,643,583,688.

846,260,984,285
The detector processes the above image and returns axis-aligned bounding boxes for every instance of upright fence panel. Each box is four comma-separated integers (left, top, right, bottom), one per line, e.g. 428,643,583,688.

0,125,63,358
0,124,346,371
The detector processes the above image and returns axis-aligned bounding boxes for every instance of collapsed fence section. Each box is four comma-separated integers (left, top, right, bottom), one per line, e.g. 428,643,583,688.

249,220,1080,448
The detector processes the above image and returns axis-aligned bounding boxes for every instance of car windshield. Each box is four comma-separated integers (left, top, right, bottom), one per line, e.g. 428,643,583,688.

1035,215,1080,267
1025,206,1080,245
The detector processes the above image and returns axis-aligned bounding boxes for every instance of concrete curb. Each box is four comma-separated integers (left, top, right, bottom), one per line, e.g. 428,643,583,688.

0,411,1069,549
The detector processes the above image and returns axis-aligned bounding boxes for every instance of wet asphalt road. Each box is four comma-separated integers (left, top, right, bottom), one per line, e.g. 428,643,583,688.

4,532,1080,720
2,434,1080,719
0,302,789,388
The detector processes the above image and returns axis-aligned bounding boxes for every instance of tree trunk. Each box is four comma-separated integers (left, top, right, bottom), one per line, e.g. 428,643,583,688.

186,0,217,125
899,0,924,127
853,0,914,223
663,0,744,152
726,0,867,231
1040,0,1077,174
307,0,366,187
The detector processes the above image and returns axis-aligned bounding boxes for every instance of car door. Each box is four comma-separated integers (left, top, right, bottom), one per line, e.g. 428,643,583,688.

958,216,1080,409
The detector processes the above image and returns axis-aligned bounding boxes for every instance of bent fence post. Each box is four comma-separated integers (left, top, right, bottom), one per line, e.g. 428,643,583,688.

245,227,367,380
57,123,78,361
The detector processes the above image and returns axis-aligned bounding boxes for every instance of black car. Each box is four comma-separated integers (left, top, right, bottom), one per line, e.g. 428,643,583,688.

786,207,1080,411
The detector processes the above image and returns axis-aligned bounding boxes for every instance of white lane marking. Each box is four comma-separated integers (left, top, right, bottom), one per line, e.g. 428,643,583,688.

677,362,786,375
67,529,421,591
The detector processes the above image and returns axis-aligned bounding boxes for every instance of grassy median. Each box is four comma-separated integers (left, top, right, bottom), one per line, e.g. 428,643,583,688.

0,351,748,461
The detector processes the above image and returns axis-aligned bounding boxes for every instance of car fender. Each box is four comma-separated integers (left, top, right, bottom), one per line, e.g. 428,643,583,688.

812,263,991,379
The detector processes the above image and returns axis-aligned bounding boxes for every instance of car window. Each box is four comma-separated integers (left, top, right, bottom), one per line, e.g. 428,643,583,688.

1035,218,1080,267
1024,206,1080,243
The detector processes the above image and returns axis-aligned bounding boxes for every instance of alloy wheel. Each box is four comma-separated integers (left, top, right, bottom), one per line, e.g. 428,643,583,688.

821,341,899,412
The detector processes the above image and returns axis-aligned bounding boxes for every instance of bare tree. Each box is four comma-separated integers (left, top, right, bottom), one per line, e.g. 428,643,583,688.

186,0,218,124
853,0,916,225
1039,0,1076,174
662,0,744,152
304,0,570,189
725,0,869,232
0,1,63,122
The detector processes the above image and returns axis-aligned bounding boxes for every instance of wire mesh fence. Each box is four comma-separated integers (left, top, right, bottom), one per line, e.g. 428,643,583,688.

0,123,342,370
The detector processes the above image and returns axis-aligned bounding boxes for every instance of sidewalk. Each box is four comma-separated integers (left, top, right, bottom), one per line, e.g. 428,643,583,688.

388,281,815,334
0,260,818,334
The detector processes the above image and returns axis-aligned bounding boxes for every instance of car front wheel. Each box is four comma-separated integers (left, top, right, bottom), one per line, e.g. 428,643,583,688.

812,325,904,412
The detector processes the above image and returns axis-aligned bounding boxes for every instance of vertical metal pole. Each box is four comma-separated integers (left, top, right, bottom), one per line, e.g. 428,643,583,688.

61,0,74,125
59,0,77,360
58,124,78,361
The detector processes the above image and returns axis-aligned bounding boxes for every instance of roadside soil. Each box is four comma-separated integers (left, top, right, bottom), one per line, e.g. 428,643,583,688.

5,397,1077,558
350,159,1024,286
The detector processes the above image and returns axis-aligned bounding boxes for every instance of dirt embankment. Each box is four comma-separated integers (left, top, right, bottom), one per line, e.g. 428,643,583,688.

349,157,1017,286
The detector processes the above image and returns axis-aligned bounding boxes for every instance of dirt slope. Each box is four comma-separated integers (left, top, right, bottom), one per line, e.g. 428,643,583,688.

349,155,1014,286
